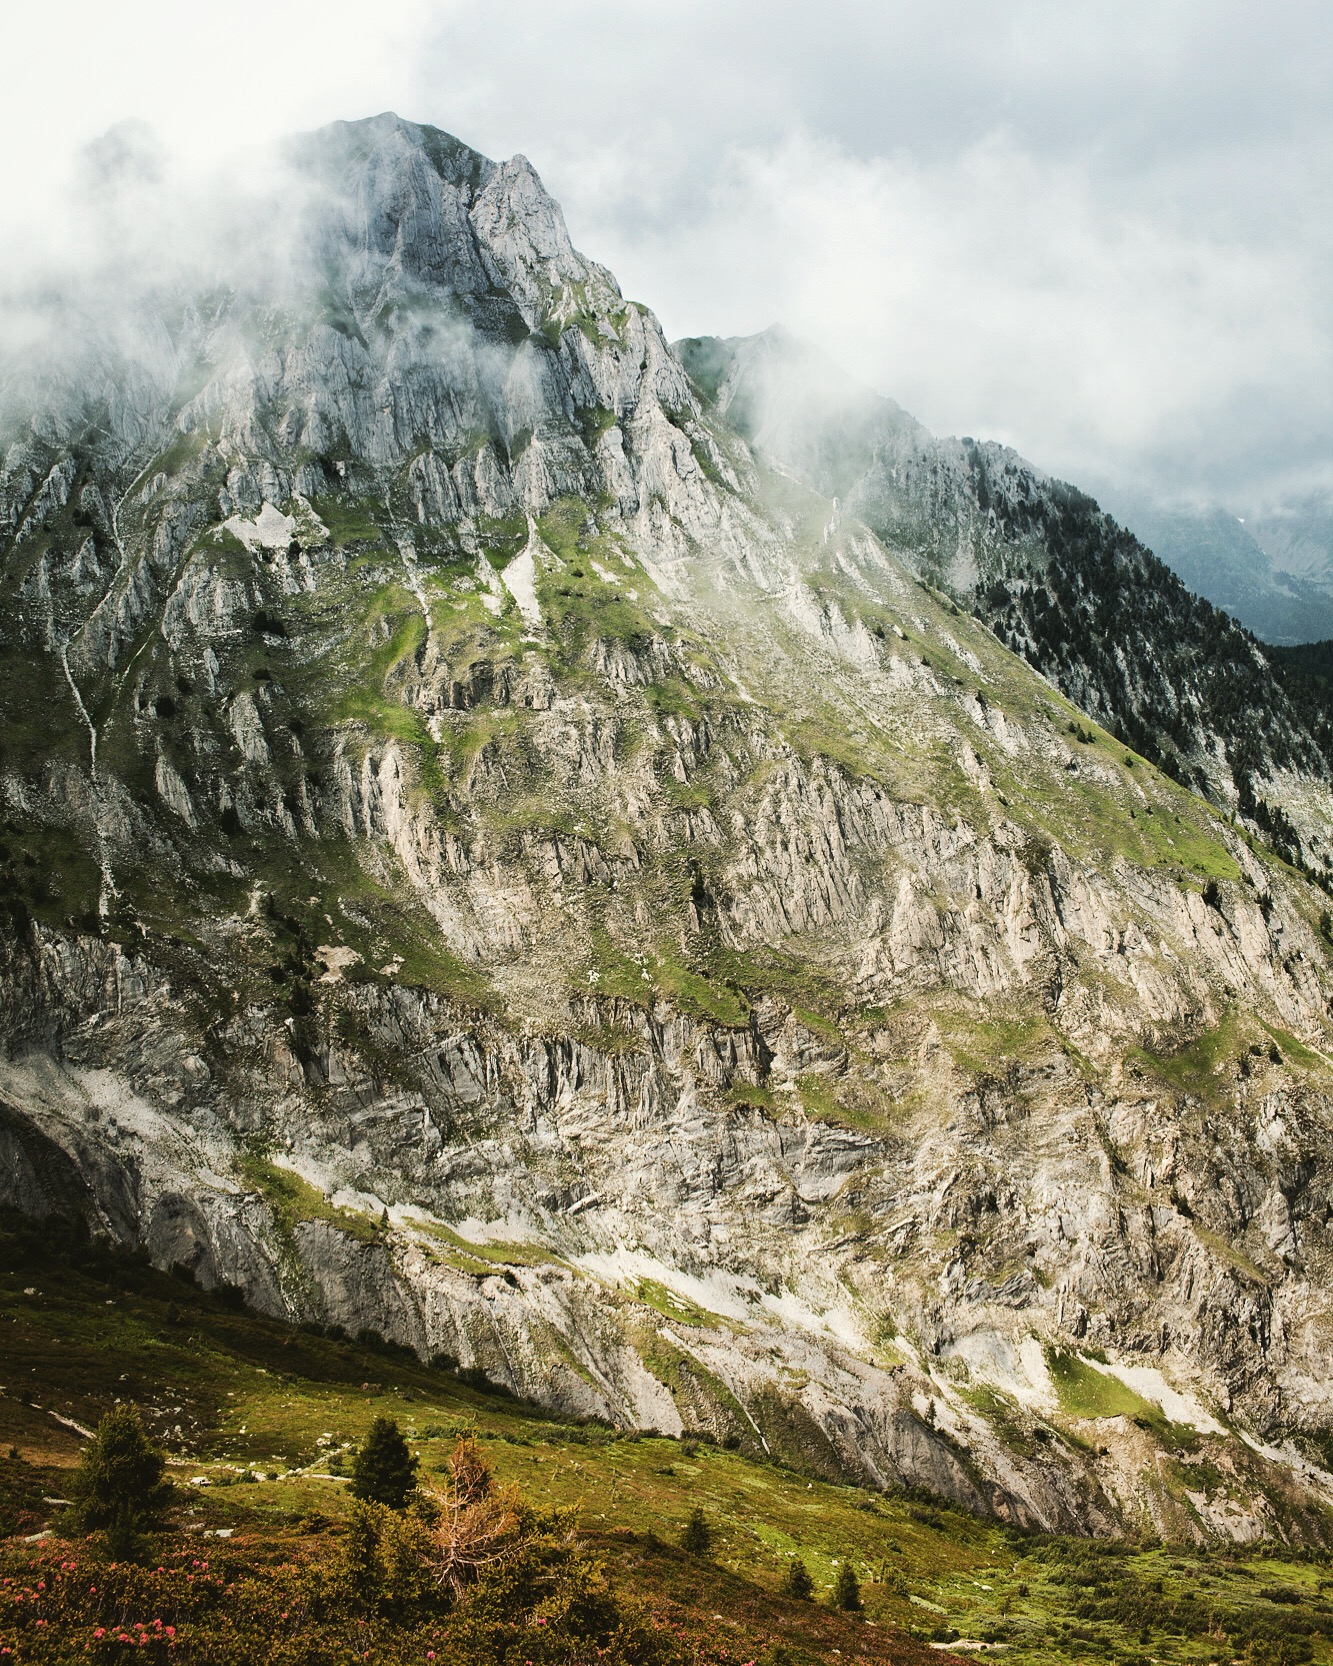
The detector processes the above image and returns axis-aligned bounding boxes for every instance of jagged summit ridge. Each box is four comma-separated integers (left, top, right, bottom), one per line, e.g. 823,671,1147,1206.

4,114,736,580
188,115,721,534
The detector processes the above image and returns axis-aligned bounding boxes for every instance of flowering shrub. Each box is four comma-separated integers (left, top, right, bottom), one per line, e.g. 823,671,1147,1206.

0,1525,685,1665
0,1551,228,1664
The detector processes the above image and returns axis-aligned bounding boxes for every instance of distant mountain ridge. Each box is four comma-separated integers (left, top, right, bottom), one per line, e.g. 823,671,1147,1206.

677,327,1333,879
1095,490,1333,647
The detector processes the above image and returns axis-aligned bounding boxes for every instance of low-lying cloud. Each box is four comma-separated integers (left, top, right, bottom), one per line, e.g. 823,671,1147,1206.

4,0,1329,511
579,126,1332,507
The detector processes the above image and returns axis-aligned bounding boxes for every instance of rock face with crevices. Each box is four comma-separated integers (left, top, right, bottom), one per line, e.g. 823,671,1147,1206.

5,113,1333,1544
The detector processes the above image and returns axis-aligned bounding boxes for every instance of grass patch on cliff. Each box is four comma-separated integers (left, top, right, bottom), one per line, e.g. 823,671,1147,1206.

409,1218,567,1272
725,1082,777,1111
435,707,524,779
330,591,425,712
237,1152,381,1245
1188,1221,1272,1286
1045,1348,1156,1422
828,581,1253,890
649,950,749,1028
532,502,685,670
988,740,1243,888
631,1278,729,1331
958,1384,1040,1458
580,929,654,1004
224,834,496,1014
309,493,393,550
542,575,667,667
580,928,752,1026
1045,1350,1201,1451
787,709,895,785
144,427,213,481
708,945,849,1027
934,1006,1053,1078
0,639,102,784
1132,1009,1259,1102
1259,1018,1333,1074
795,1072,844,1123
476,511,527,565
315,584,458,799
0,814,104,932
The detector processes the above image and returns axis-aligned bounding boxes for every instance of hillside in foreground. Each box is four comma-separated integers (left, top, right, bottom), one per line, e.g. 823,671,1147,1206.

3,1216,1332,1665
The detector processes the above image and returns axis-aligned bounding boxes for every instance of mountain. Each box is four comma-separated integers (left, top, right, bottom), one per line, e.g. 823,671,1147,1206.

676,327,1333,878
6,114,1333,1545
1248,494,1333,591
1092,490,1333,648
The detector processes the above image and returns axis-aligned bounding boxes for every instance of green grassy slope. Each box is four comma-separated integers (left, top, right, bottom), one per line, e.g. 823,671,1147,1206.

3,1215,1330,1666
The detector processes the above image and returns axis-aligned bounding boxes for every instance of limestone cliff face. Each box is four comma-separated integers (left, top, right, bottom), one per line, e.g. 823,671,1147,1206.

5,115,1333,1543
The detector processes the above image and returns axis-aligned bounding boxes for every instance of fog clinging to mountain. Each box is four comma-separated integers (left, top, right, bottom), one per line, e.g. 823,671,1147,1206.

4,0,1330,514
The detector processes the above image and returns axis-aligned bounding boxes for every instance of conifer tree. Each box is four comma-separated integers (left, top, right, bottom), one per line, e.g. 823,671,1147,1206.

781,1558,814,1600
679,1504,712,1556
350,1416,419,1509
832,1560,862,1611
68,1405,172,1554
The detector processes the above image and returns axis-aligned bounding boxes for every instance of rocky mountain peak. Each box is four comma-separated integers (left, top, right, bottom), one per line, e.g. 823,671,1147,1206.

291,114,593,328
6,114,1333,1547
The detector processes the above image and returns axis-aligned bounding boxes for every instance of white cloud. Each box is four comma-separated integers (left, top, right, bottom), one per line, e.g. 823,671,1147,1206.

0,0,431,218
2,0,1329,506
587,128,1331,502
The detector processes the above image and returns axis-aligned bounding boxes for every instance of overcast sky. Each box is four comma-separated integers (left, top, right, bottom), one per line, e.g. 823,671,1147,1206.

4,0,1330,509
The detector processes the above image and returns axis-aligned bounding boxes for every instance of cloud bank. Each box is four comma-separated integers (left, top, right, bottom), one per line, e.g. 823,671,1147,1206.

3,0,1329,508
